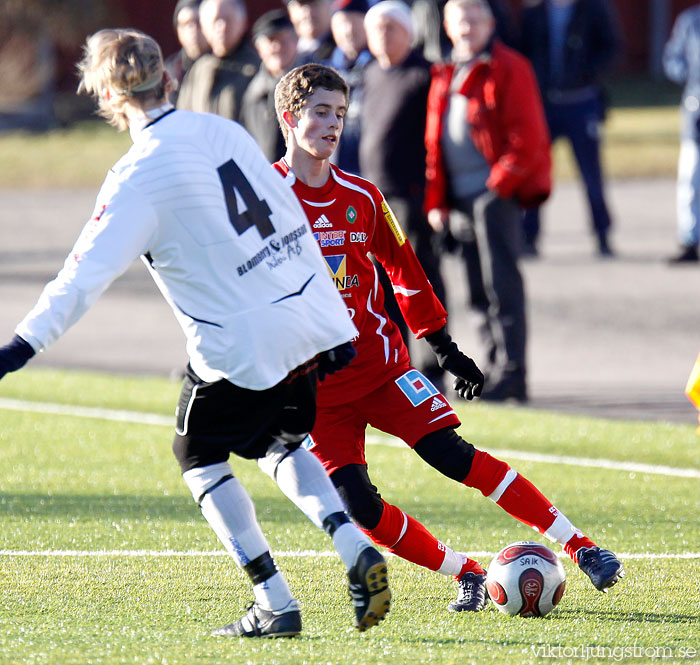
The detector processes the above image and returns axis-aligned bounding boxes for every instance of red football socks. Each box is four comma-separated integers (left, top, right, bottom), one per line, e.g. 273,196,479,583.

362,500,444,570
457,557,486,578
464,450,596,560
359,450,598,570
564,534,596,562
362,499,482,575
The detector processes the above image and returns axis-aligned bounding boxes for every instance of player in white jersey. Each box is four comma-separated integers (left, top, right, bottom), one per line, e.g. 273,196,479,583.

0,29,390,638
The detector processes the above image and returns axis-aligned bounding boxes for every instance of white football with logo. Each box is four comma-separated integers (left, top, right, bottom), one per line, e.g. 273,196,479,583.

486,541,566,617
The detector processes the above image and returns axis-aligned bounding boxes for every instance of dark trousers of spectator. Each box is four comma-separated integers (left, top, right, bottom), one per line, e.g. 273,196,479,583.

375,194,447,388
523,95,611,247
455,191,527,384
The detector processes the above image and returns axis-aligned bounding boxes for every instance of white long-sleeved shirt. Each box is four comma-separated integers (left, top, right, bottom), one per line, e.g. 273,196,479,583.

16,108,357,389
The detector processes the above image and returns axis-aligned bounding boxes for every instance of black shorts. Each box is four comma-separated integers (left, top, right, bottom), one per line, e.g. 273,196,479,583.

172,364,317,472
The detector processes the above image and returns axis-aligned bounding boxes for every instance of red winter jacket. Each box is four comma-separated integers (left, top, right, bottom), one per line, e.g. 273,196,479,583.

424,40,551,212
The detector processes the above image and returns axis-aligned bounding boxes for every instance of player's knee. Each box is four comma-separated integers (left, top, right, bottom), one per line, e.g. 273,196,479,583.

181,461,234,505
330,464,384,530
257,438,304,480
413,427,476,482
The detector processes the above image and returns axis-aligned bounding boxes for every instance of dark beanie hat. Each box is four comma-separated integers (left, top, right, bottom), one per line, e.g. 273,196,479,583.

332,0,369,14
252,9,295,40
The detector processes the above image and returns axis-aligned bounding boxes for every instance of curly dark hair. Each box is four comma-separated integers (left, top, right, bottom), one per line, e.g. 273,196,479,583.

274,63,349,143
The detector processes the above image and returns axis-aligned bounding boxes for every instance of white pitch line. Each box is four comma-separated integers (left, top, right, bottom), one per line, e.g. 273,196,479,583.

0,397,173,427
484,448,700,480
0,549,334,558
1,397,699,479
364,434,700,479
0,549,698,560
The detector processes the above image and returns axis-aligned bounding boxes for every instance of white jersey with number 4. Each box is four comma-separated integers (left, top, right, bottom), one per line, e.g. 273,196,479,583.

16,108,357,389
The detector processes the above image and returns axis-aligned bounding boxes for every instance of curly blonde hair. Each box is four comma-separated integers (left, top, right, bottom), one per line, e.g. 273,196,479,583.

77,29,167,131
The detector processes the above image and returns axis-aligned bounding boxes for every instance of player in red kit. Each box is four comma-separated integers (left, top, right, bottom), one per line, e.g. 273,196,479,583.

272,63,624,610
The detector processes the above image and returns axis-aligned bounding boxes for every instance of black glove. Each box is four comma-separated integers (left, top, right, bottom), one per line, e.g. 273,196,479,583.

425,327,484,400
0,335,36,380
317,340,357,381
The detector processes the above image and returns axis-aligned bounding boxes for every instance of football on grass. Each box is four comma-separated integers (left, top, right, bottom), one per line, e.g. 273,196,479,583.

486,541,566,617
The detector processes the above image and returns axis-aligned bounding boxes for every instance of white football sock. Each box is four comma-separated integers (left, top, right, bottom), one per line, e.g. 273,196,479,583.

183,462,295,611
253,575,299,613
331,522,373,571
437,548,467,577
545,511,583,545
258,442,346,528
258,442,372,570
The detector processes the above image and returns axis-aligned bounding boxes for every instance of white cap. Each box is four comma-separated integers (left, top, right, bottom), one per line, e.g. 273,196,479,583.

364,0,414,40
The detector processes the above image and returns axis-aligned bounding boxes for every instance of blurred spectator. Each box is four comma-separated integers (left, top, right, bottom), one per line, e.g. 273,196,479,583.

361,0,447,387
663,4,700,264
519,0,620,257
241,10,299,162
0,18,55,131
287,0,337,63
425,0,551,401
165,0,211,105
411,0,518,62
327,0,373,173
176,0,259,121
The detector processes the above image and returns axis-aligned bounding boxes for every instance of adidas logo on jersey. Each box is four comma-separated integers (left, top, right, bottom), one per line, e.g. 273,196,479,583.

430,396,446,411
313,214,332,228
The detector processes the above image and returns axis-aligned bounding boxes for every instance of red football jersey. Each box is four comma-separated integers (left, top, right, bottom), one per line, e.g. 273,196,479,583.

273,160,447,406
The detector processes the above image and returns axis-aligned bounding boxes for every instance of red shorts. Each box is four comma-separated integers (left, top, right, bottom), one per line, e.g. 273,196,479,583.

309,367,461,475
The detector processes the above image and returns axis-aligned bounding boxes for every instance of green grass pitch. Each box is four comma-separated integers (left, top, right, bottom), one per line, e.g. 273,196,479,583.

1,368,699,665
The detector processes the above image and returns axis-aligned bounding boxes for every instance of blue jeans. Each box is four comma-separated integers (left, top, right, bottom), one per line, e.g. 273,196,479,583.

676,137,700,247
523,95,612,244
